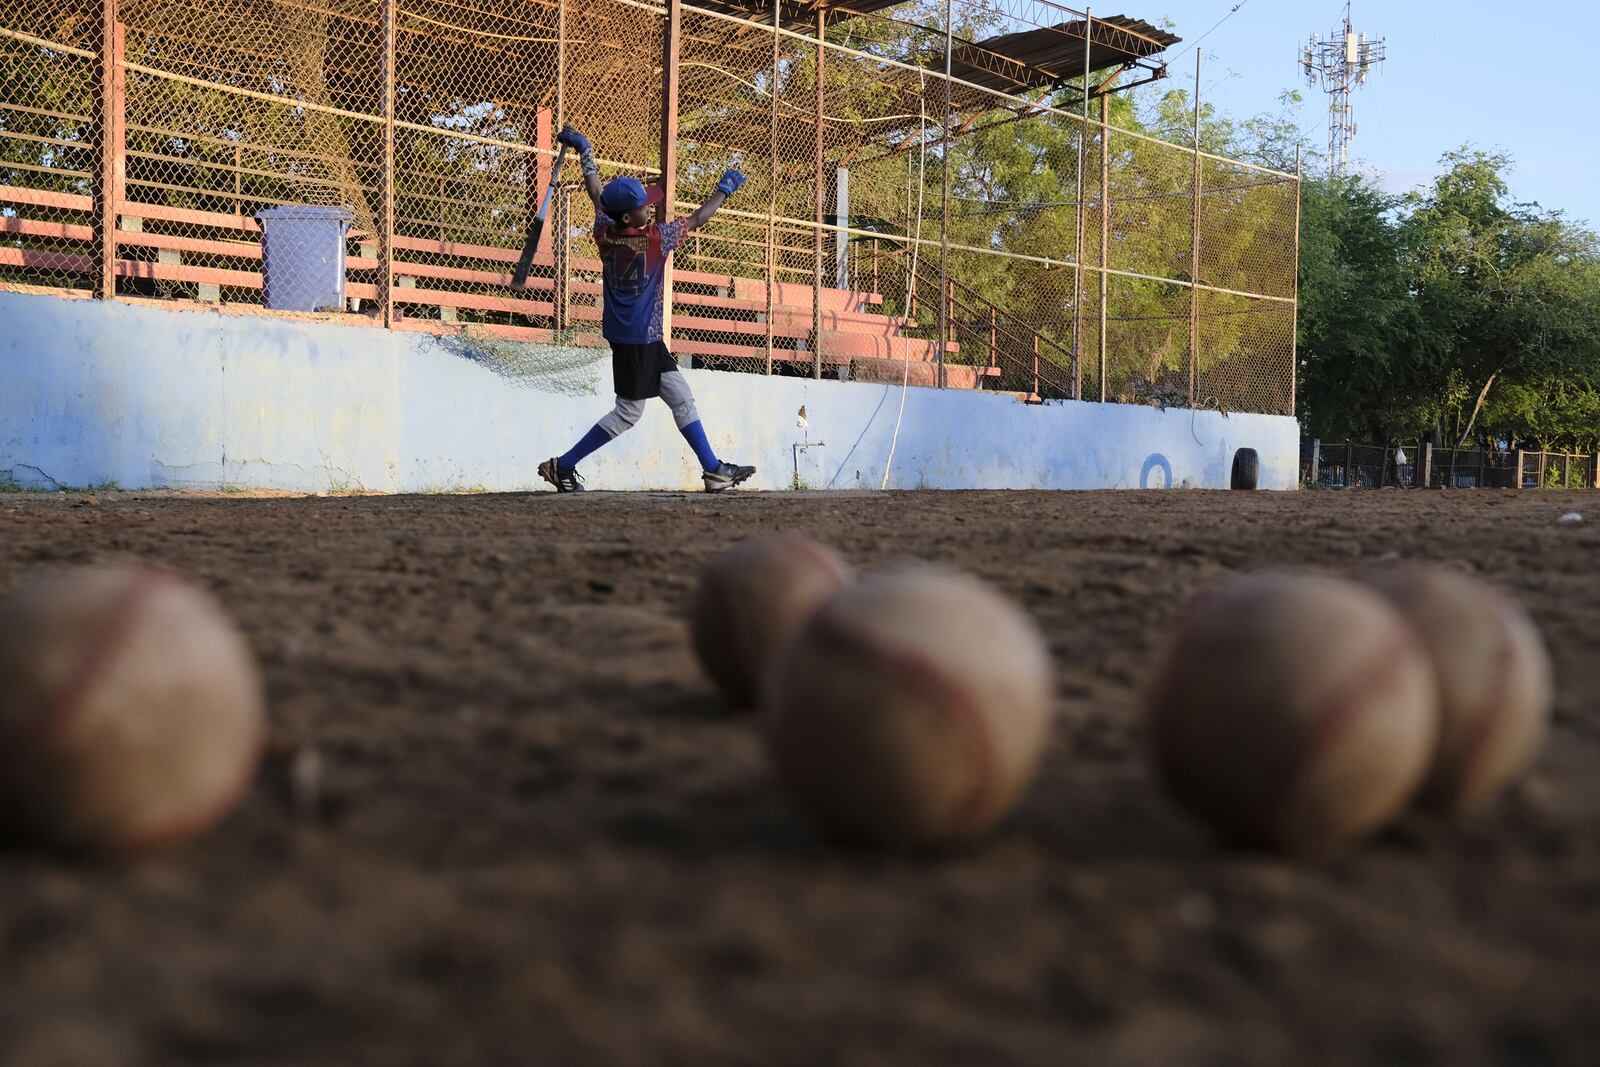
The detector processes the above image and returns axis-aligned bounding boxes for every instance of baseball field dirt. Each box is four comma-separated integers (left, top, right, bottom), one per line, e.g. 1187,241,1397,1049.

1,488,1596,1066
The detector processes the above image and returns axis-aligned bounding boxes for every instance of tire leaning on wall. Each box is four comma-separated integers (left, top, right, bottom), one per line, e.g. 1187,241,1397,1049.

1231,448,1259,490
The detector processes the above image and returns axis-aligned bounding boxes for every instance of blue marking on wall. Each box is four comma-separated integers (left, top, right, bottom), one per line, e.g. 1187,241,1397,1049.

1140,453,1174,489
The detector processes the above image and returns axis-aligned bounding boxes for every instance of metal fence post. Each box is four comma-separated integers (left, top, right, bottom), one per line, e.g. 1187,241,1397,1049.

93,1,124,300
938,0,953,389
1514,448,1527,489
1070,7,1091,402
1188,48,1202,407
1345,440,1355,489
659,0,681,353
378,0,396,328
1098,83,1110,404
764,0,778,376
1290,144,1302,416
1309,438,1320,486
813,6,826,381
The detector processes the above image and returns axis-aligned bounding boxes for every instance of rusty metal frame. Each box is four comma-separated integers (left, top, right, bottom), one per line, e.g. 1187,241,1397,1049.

9,0,1301,416
938,0,953,389
378,0,397,328
765,0,779,375
660,0,682,346
93,1,124,300
812,6,825,380
1098,81,1110,403
1069,8,1090,400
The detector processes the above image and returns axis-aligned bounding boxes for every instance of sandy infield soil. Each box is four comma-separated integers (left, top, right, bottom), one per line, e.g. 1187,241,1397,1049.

0,488,1596,1066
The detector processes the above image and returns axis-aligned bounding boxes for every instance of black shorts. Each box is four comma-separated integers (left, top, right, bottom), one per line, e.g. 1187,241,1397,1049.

610,340,679,401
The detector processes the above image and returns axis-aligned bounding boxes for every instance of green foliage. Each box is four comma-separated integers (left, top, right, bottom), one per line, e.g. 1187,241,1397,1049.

1297,149,1600,449
1296,175,1432,439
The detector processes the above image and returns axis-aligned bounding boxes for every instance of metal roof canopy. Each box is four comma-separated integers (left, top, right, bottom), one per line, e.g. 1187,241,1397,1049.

688,3,1179,103
947,16,1181,100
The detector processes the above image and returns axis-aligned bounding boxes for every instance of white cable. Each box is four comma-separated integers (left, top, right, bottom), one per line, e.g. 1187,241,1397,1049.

880,69,926,491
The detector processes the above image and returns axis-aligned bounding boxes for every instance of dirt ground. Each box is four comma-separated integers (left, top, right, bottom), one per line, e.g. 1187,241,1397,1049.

0,488,1596,1067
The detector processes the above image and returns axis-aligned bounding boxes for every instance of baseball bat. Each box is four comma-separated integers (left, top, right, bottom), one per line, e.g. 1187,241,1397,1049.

511,142,569,289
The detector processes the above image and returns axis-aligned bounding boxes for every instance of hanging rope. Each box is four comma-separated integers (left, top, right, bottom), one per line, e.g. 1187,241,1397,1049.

880,67,927,491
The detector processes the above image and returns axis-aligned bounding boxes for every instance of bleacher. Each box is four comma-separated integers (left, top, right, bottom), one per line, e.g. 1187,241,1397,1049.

0,182,1042,397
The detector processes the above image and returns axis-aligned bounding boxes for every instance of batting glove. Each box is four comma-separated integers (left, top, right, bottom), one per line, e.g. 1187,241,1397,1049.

558,125,599,177
556,125,591,154
716,169,748,197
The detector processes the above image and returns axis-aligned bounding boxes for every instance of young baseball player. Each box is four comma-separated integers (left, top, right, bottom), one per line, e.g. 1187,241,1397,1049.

538,126,756,493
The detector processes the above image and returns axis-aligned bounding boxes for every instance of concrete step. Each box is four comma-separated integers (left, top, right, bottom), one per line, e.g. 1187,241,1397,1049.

769,307,913,336
732,277,883,312
815,332,959,361
850,358,993,390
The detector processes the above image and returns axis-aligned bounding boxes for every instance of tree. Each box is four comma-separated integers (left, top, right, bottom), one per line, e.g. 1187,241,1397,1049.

1405,150,1600,448
1295,175,1435,439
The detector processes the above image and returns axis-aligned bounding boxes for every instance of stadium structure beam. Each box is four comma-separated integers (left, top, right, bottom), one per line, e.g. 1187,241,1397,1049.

93,0,124,301
660,0,682,343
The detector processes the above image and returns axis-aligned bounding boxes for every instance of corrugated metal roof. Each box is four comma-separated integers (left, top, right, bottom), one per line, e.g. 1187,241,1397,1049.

947,16,1181,95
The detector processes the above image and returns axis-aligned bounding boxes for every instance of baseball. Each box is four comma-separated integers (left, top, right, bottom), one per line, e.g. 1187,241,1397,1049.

1146,573,1439,857
0,567,266,856
1359,563,1552,814
691,533,853,708
762,567,1053,846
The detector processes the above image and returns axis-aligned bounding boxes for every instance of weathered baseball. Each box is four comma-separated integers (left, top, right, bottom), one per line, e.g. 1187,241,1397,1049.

763,567,1053,846
0,567,266,856
1359,563,1552,814
691,533,853,708
1146,573,1439,856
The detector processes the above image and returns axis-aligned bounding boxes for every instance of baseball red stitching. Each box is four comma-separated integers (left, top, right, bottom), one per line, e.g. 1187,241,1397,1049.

798,599,1002,839
0,570,173,761
1447,614,1518,810
1272,623,1420,845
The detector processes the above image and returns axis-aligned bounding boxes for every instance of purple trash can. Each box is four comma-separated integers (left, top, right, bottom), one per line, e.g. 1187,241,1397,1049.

254,205,354,312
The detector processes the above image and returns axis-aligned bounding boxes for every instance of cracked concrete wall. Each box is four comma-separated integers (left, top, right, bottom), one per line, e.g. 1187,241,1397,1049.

0,292,1300,493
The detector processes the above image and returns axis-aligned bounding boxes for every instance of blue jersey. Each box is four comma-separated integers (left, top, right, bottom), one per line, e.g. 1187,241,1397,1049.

594,213,685,344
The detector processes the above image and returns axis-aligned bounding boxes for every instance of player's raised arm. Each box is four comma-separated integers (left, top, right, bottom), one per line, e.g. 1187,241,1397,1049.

557,125,604,211
683,169,747,232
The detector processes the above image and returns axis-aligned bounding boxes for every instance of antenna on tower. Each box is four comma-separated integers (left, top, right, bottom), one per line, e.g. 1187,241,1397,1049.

1298,2,1387,174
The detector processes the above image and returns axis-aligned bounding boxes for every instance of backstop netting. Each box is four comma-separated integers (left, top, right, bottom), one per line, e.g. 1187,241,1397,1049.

1,0,1298,414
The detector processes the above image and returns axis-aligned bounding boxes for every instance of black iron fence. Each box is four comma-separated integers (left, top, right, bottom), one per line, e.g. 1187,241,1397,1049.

1301,440,1597,490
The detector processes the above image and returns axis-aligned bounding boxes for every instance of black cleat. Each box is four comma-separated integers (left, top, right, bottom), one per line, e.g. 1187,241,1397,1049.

703,461,755,493
539,457,585,493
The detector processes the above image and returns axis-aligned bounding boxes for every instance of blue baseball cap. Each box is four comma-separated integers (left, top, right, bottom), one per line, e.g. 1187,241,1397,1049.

600,176,664,219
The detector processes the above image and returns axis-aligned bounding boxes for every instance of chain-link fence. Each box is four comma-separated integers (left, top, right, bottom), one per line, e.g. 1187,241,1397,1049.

2,0,1298,415
1301,440,1597,490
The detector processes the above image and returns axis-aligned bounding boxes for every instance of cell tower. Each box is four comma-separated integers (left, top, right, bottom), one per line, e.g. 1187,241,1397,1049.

1299,3,1387,174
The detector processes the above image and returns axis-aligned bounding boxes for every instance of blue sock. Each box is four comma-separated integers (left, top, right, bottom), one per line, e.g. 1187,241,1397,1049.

559,423,613,473
679,420,720,473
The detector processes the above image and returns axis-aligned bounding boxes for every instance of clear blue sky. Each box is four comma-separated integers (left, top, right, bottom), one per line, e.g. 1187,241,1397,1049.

1141,0,1593,226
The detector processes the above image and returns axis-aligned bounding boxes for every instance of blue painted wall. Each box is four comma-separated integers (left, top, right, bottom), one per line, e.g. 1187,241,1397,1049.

0,292,1300,492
